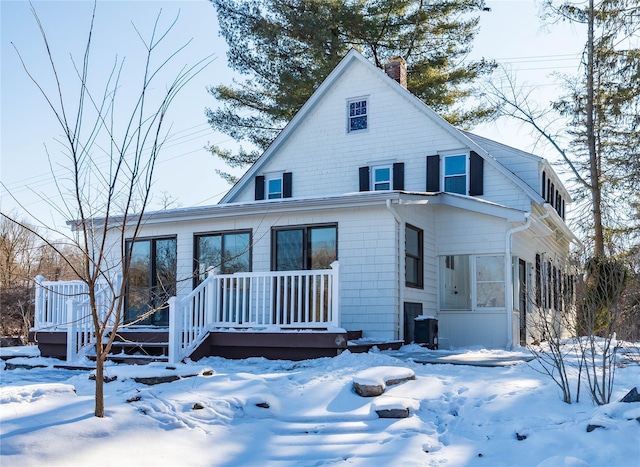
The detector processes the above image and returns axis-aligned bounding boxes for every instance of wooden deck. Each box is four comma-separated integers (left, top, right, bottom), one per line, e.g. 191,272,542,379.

30,328,403,363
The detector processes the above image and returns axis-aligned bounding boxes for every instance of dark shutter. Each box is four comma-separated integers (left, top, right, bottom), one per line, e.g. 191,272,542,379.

535,254,541,307
542,171,546,199
469,151,484,196
359,166,370,191
393,162,405,190
426,155,440,192
255,175,265,200
283,172,292,198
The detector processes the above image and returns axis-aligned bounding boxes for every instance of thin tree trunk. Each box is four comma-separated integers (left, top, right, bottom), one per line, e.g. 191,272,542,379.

94,349,105,417
586,0,604,257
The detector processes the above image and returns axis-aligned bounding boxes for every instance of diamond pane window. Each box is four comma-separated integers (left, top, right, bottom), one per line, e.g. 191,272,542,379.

348,99,368,132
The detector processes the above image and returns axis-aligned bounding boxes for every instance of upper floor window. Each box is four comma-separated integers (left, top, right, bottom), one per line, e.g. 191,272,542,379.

267,177,283,199
444,155,467,195
348,98,368,132
426,151,483,196
359,162,404,192
255,172,292,200
373,165,391,191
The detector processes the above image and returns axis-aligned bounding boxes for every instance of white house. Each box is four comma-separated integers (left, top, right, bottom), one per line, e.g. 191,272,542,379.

32,49,578,362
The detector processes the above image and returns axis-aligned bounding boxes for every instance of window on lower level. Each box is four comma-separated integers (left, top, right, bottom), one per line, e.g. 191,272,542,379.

125,237,176,326
194,231,251,285
405,224,423,288
272,224,337,271
439,254,505,310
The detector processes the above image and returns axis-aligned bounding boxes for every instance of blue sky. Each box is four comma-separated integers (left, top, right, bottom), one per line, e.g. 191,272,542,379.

1,0,585,232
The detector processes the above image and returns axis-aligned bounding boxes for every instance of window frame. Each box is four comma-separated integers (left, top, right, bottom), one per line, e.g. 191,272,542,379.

125,235,177,326
372,164,392,191
443,154,468,195
266,176,283,199
271,223,338,271
405,224,424,288
193,230,252,287
439,254,506,311
347,97,369,133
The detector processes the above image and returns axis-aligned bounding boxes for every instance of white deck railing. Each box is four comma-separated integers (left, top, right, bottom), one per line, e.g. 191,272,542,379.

33,275,119,361
169,262,340,363
34,263,340,364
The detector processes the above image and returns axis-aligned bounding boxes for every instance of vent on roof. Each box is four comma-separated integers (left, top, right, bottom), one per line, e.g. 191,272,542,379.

384,57,407,89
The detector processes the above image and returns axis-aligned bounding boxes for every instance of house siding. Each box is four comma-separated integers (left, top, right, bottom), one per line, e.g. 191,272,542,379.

108,202,402,340
232,63,465,204
92,51,577,354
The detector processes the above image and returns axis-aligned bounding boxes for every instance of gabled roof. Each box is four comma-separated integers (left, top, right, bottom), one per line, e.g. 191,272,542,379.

462,131,573,203
220,49,545,205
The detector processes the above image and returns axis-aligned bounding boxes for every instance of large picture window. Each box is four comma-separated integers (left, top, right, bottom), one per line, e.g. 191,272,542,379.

126,237,177,326
273,224,337,271
195,231,251,284
440,255,505,310
405,224,423,288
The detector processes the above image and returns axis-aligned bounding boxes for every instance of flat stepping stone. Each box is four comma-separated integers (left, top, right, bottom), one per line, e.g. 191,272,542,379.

352,366,415,397
372,396,418,419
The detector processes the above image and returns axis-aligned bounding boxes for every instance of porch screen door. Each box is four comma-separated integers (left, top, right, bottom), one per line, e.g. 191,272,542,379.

126,237,176,326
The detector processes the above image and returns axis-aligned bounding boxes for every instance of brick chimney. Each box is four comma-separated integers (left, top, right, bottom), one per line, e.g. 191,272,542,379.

384,57,407,89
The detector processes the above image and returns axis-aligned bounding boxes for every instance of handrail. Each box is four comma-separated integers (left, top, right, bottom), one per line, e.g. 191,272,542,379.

169,262,340,363
33,275,120,362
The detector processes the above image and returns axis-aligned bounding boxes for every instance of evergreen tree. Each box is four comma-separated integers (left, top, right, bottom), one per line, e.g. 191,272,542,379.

547,0,639,255
207,0,495,181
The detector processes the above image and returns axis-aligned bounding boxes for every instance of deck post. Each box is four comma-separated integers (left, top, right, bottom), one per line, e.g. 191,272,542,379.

33,275,46,330
206,270,216,326
66,298,76,362
167,297,179,364
330,261,340,328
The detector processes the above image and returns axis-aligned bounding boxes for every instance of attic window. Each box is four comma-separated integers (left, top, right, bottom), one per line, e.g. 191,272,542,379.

348,98,368,132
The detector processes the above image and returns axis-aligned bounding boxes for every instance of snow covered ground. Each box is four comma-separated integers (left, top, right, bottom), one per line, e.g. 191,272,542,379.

1,344,639,466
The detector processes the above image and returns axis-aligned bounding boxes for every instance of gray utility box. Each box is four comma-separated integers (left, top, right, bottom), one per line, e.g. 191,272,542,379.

414,317,438,349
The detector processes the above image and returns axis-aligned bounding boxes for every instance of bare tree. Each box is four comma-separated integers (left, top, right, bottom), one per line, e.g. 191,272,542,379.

486,0,640,257
2,2,212,417
576,256,628,405
0,214,39,340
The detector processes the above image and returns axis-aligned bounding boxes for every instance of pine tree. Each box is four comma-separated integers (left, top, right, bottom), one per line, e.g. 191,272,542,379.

548,0,640,255
207,0,495,181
